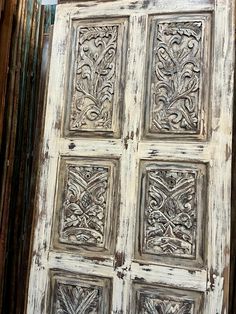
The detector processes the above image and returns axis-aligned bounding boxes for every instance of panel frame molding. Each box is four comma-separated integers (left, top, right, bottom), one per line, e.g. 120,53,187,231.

131,282,204,314
135,160,208,268
63,16,129,138
48,270,112,314
51,156,120,256
143,13,212,140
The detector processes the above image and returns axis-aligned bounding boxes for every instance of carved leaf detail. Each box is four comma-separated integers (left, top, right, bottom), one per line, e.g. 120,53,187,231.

141,296,193,314
70,25,119,131
143,168,197,258
60,165,109,246
56,283,100,314
150,21,203,134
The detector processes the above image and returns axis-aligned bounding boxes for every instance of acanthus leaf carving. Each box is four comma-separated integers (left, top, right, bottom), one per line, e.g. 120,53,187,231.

59,164,110,247
142,167,197,258
140,294,194,314
149,20,203,134
70,25,119,131
56,282,100,314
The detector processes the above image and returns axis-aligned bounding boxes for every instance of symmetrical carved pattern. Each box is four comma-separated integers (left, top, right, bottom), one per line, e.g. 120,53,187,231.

55,282,101,314
149,20,203,134
59,164,109,246
70,25,119,131
142,167,197,258
139,293,194,314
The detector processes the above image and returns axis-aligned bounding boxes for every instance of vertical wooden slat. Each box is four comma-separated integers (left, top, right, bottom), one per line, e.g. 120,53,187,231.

229,29,236,314
2,0,42,310
0,0,18,310
0,0,6,21
0,1,55,313
24,23,54,314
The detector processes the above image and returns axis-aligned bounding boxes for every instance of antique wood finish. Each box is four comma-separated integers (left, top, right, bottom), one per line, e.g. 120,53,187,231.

229,29,236,312
0,0,18,310
27,1,235,313
0,3,55,313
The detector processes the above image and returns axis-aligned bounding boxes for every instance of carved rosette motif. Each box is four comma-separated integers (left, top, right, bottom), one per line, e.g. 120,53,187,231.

70,25,119,131
149,20,203,134
59,164,109,246
142,167,197,258
55,282,101,314
139,293,194,314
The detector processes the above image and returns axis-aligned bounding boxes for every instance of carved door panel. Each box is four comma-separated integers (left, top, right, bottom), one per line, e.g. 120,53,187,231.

27,1,235,313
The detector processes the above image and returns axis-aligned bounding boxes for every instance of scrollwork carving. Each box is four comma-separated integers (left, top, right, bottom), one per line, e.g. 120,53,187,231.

149,21,203,134
70,25,119,131
143,167,197,258
59,165,109,246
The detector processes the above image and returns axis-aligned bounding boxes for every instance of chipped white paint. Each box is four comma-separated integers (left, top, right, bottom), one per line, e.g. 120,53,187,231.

27,0,235,313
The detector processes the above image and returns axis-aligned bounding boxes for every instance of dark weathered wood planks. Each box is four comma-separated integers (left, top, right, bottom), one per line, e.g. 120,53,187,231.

0,2,55,313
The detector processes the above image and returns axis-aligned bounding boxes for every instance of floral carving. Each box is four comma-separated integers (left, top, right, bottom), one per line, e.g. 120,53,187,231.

70,25,119,131
142,167,197,258
150,21,202,134
55,282,100,314
139,294,194,314
59,165,109,246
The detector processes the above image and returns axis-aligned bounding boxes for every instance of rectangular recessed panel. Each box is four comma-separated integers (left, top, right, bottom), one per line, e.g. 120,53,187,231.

49,272,112,313
64,18,128,137
53,158,119,254
132,283,203,314
144,14,211,139
136,161,206,266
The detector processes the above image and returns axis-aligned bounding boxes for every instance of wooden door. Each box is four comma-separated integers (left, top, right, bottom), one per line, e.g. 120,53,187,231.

27,1,235,313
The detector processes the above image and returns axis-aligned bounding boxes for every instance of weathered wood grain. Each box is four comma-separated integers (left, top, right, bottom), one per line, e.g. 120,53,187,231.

0,0,20,311
27,1,235,313
0,3,55,313
230,36,236,314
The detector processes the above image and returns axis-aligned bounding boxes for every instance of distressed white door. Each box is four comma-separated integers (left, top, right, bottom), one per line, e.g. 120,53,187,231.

27,1,235,313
